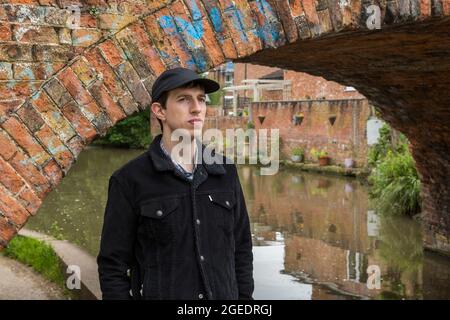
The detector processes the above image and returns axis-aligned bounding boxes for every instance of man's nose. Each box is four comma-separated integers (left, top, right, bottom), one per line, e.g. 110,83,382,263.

190,100,202,113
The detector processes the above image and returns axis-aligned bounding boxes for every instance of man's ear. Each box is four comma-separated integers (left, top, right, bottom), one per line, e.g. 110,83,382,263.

151,102,166,122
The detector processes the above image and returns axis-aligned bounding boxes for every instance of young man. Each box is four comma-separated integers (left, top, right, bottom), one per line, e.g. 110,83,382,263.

97,67,254,300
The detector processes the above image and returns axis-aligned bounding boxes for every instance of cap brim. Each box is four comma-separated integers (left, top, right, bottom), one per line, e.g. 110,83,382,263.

193,78,221,94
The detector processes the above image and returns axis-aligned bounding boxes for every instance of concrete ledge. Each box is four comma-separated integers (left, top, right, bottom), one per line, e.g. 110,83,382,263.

18,229,101,300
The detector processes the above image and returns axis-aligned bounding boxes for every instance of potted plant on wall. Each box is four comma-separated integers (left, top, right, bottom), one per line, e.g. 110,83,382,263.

291,147,305,163
311,148,330,166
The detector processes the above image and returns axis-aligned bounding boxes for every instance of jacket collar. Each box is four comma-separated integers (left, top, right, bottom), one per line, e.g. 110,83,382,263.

147,134,226,176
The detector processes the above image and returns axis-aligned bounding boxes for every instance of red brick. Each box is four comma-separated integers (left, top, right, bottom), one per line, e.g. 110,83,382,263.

61,100,97,143
84,48,127,98
89,81,126,124
35,124,74,172
13,25,59,44
0,217,17,248
9,151,51,199
98,39,126,68
1,116,51,166
57,67,103,121
42,158,63,187
0,23,12,42
0,130,18,161
17,185,42,216
0,156,25,195
30,90,76,143
143,14,181,69
127,22,166,76
0,184,30,227
0,100,23,122
0,81,43,100
71,28,102,47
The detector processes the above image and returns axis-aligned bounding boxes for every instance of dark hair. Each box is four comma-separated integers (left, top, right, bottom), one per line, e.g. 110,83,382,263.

153,80,206,132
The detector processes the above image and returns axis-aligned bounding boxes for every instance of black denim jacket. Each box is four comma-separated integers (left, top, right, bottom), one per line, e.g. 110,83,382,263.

97,134,254,300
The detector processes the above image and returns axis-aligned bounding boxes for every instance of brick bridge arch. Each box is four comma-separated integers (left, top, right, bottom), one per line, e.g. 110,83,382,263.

0,0,449,254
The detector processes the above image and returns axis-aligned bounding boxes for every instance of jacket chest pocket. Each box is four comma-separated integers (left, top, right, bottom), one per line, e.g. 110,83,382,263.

139,197,180,245
207,192,236,235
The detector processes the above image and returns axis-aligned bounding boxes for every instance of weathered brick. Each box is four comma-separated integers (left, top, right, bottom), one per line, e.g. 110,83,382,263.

0,156,25,195
0,62,13,80
70,57,97,87
35,124,73,172
0,81,42,100
42,158,62,187
12,25,59,43
115,27,154,79
117,92,139,116
71,28,102,47
57,27,72,44
0,183,30,226
115,61,151,110
143,14,181,69
16,101,45,132
43,77,72,107
32,44,78,61
44,6,71,25
1,116,51,166
0,100,23,123
98,39,126,68
30,90,76,142
66,133,84,158
152,7,198,70
126,22,166,76
57,67,103,121
0,44,34,62
60,100,97,143
97,13,136,30
0,129,18,160
247,0,286,49
201,0,238,59
266,0,299,43
0,216,18,248
89,80,126,124
182,0,226,66
17,185,41,216
79,12,97,28
12,62,65,80
170,0,214,71
0,22,12,41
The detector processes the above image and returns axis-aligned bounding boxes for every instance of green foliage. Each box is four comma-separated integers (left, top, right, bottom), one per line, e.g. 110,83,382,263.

368,124,408,167
3,236,65,288
310,147,328,159
246,121,255,129
291,147,305,157
93,109,151,149
208,89,224,106
368,124,421,216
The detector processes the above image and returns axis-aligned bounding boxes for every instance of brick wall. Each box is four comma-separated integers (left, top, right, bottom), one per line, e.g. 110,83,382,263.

251,99,372,167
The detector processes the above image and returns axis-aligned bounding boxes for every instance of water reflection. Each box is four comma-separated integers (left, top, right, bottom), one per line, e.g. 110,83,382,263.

26,148,450,299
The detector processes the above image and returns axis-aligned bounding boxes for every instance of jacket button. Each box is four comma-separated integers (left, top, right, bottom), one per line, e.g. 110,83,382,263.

198,293,204,299
196,219,201,225
156,210,163,217
225,200,230,206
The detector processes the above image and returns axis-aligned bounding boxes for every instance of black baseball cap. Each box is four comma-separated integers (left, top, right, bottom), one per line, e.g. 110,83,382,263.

151,67,220,102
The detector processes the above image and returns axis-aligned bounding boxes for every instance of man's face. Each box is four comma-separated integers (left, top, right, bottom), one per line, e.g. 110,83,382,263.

161,85,207,137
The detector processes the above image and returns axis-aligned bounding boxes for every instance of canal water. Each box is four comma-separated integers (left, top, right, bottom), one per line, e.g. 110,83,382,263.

26,146,450,300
